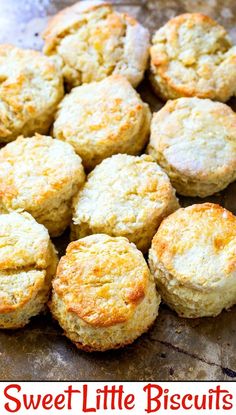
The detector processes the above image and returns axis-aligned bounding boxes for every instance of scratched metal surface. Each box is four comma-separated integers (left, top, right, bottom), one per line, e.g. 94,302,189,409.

0,0,236,381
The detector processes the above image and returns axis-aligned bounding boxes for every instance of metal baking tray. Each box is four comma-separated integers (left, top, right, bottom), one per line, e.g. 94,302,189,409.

0,0,236,381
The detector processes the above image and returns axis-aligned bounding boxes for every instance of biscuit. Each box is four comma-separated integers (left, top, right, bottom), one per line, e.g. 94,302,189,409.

42,1,150,89
149,203,236,318
72,154,179,253
150,13,236,101
0,45,64,143
53,75,151,170
50,234,160,351
0,212,58,329
0,134,85,237
147,97,236,197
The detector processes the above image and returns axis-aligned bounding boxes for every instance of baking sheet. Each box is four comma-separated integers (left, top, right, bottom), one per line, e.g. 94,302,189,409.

0,0,236,381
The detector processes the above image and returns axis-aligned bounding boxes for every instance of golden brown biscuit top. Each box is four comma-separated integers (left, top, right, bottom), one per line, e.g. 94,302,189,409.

152,13,229,57
0,44,63,140
43,1,112,50
53,234,150,327
53,75,150,150
0,134,85,211
150,13,236,99
73,154,178,236
0,212,51,271
42,1,149,87
149,98,236,179
152,203,236,289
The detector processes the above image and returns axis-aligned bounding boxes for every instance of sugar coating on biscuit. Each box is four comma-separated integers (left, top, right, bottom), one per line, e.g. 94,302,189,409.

150,13,236,101
50,234,160,351
0,45,64,143
53,75,151,170
0,212,58,328
72,154,179,253
147,97,236,197
42,1,150,88
149,203,236,318
0,134,85,237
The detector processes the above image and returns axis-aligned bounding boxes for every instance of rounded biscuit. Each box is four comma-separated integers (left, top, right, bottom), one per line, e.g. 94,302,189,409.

0,44,64,143
72,154,179,253
42,1,150,88
53,75,151,170
147,97,236,197
0,212,58,329
149,203,236,318
50,234,160,351
150,13,236,101
0,134,85,237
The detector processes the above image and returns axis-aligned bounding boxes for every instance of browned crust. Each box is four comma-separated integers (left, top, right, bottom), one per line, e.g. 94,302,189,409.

52,237,148,327
42,1,112,50
150,13,233,100
152,203,236,278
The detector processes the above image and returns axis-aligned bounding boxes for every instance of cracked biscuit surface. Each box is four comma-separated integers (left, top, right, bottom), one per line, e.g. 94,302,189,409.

72,154,179,253
50,234,160,351
0,134,85,237
147,97,236,197
149,203,236,318
0,45,64,143
53,75,151,170
0,212,58,328
150,13,236,101
42,0,150,89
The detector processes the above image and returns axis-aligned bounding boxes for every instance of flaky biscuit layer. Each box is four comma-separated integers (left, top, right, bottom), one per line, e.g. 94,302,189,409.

150,13,236,101
42,1,150,88
0,212,58,328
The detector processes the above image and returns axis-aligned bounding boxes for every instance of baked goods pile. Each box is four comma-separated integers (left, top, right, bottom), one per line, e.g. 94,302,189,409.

0,0,236,352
